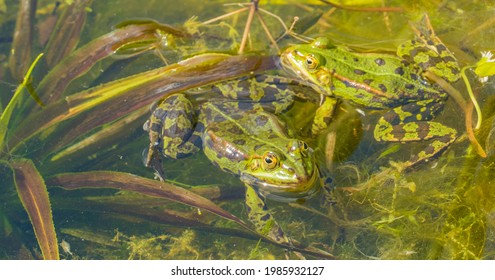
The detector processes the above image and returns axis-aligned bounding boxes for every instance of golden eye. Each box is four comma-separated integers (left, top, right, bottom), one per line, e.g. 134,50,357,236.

305,55,318,70
262,152,278,170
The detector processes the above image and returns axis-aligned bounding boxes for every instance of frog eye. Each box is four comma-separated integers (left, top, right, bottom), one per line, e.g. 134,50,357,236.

299,141,309,156
305,55,318,70
302,141,309,150
300,141,309,154
262,152,278,170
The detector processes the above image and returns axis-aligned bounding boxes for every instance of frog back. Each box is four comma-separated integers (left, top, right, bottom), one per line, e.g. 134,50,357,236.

283,43,447,109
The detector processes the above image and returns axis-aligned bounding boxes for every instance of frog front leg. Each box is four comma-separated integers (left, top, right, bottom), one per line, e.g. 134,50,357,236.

311,96,339,135
374,100,456,168
144,94,201,178
245,184,290,245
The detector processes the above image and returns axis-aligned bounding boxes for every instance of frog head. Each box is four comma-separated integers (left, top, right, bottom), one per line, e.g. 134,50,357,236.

240,139,320,202
280,38,334,95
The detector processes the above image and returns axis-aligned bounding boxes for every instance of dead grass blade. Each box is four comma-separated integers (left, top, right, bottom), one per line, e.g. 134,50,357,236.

11,158,59,260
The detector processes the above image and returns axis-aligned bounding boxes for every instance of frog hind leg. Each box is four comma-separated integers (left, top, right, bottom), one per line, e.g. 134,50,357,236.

213,75,296,114
374,100,456,168
397,15,461,83
245,184,290,245
397,40,460,83
144,94,201,178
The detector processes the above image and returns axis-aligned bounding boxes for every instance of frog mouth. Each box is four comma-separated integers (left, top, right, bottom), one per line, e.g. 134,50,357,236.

280,50,305,76
240,167,320,202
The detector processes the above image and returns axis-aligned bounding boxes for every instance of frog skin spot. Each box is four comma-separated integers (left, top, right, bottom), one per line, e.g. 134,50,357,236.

374,58,386,66
435,44,447,52
149,122,162,133
405,84,415,90
260,213,271,221
227,125,243,135
415,123,431,139
253,144,263,151
255,115,269,126
233,139,246,145
354,69,366,75
378,84,388,93
267,133,280,139
394,67,405,75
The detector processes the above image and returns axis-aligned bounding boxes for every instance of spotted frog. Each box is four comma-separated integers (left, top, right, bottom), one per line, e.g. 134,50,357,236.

144,75,321,243
281,16,461,168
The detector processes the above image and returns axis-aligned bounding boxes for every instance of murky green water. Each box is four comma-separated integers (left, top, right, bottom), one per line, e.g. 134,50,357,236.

0,0,494,259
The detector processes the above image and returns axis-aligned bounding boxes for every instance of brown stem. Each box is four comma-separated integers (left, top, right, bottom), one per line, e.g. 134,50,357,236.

238,2,256,54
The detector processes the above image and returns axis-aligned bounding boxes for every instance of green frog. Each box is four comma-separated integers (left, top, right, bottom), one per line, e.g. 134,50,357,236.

280,16,461,168
143,75,321,244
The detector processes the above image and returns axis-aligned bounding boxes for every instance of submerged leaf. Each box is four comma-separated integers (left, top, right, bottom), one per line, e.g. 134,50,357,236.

11,158,59,260
44,0,93,67
49,106,148,163
8,0,36,80
47,171,250,229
